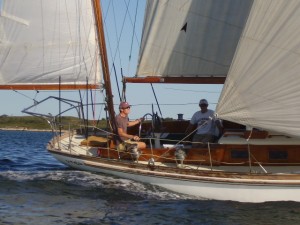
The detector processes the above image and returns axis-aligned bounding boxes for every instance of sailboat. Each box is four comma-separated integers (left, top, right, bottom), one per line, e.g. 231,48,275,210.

2,0,300,202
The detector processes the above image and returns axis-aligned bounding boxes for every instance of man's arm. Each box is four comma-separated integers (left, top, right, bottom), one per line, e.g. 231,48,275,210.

117,127,140,141
215,119,224,135
127,118,142,127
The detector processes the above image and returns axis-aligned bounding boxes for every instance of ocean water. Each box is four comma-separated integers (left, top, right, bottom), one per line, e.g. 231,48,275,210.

1,130,300,225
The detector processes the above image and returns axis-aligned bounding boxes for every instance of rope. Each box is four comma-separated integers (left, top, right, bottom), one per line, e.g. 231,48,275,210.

208,142,213,171
245,128,268,174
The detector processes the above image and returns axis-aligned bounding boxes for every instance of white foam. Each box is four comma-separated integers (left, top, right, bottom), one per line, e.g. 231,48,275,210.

0,170,199,200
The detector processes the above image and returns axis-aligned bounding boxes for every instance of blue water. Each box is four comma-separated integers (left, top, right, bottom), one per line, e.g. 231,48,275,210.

1,130,300,224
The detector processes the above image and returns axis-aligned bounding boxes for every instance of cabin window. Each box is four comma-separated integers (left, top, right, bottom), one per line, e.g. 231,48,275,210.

231,150,248,159
269,150,288,160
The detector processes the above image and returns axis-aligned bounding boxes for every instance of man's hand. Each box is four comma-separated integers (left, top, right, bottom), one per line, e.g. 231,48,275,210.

132,135,140,141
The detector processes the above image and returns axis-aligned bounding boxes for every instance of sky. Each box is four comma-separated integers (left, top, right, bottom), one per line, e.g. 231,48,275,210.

0,0,223,121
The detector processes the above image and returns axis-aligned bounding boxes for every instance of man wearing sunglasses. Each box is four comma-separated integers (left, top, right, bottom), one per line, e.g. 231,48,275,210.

115,101,146,150
185,99,222,148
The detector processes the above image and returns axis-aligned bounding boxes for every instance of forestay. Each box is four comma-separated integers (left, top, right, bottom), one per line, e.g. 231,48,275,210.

217,0,300,137
0,0,101,90
135,0,253,82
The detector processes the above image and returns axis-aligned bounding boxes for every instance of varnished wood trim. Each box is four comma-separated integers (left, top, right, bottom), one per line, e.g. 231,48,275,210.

48,149,300,185
123,76,226,84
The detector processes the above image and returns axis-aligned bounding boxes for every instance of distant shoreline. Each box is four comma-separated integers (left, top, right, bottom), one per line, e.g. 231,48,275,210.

0,127,52,132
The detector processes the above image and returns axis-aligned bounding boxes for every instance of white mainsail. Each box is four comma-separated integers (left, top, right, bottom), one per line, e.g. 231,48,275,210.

136,0,253,80
217,0,300,137
0,0,101,90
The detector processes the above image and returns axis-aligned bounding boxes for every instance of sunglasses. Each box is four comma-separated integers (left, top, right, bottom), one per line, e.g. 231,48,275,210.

199,104,208,107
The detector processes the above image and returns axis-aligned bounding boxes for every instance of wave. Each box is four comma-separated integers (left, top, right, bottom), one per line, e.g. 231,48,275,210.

0,158,14,164
0,170,199,201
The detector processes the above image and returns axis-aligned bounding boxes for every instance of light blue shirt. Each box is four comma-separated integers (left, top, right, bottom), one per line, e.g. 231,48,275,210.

190,109,215,135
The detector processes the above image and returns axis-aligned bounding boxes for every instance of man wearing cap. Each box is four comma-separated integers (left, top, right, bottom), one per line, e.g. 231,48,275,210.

115,101,146,150
185,99,222,147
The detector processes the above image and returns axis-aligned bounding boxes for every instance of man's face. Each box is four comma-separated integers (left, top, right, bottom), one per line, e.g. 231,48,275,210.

199,104,208,112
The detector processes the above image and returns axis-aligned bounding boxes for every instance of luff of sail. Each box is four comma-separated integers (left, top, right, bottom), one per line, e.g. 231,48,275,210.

126,0,253,84
0,0,101,90
216,0,300,137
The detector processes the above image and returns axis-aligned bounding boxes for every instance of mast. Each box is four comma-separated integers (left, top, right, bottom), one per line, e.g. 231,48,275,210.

92,0,117,133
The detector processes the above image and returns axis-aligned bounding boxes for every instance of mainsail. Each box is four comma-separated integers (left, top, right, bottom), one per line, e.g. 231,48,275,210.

0,0,101,90
126,0,253,84
216,0,300,137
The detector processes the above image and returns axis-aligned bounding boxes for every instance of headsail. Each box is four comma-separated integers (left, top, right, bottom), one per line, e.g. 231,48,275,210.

217,0,300,137
125,0,253,84
0,0,101,90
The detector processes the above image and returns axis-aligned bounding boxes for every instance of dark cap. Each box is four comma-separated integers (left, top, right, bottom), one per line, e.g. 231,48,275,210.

199,99,208,105
119,101,131,109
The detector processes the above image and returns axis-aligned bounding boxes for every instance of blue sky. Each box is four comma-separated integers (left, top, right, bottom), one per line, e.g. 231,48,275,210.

0,0,222,120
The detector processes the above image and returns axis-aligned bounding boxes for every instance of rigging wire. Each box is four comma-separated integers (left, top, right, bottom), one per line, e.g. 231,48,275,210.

86,78,89,136
102,1,122,102
13,90,39,105
103,0,141,76
102,0,130,103
106,0,129,76
89,89,96,125
111,0,123,68
123,0,141,47
78,90,87,138
102,0,141,103
128,0,139,62
113,63,122,101
102,0,116,71
122,68,127,102
150,84,163,118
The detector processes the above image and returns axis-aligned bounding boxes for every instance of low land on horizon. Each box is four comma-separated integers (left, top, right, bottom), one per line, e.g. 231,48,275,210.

0,115,107,131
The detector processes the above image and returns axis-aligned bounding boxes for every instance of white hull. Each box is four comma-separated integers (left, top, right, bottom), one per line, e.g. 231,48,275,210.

49,150,300,203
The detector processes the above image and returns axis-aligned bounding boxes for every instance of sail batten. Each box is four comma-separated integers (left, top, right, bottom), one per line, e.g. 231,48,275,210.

217,0,300,137
0,0,102,90
131,0,253,83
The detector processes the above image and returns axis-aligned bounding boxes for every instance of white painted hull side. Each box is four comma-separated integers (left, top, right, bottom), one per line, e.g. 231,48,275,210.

50,151,300,203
